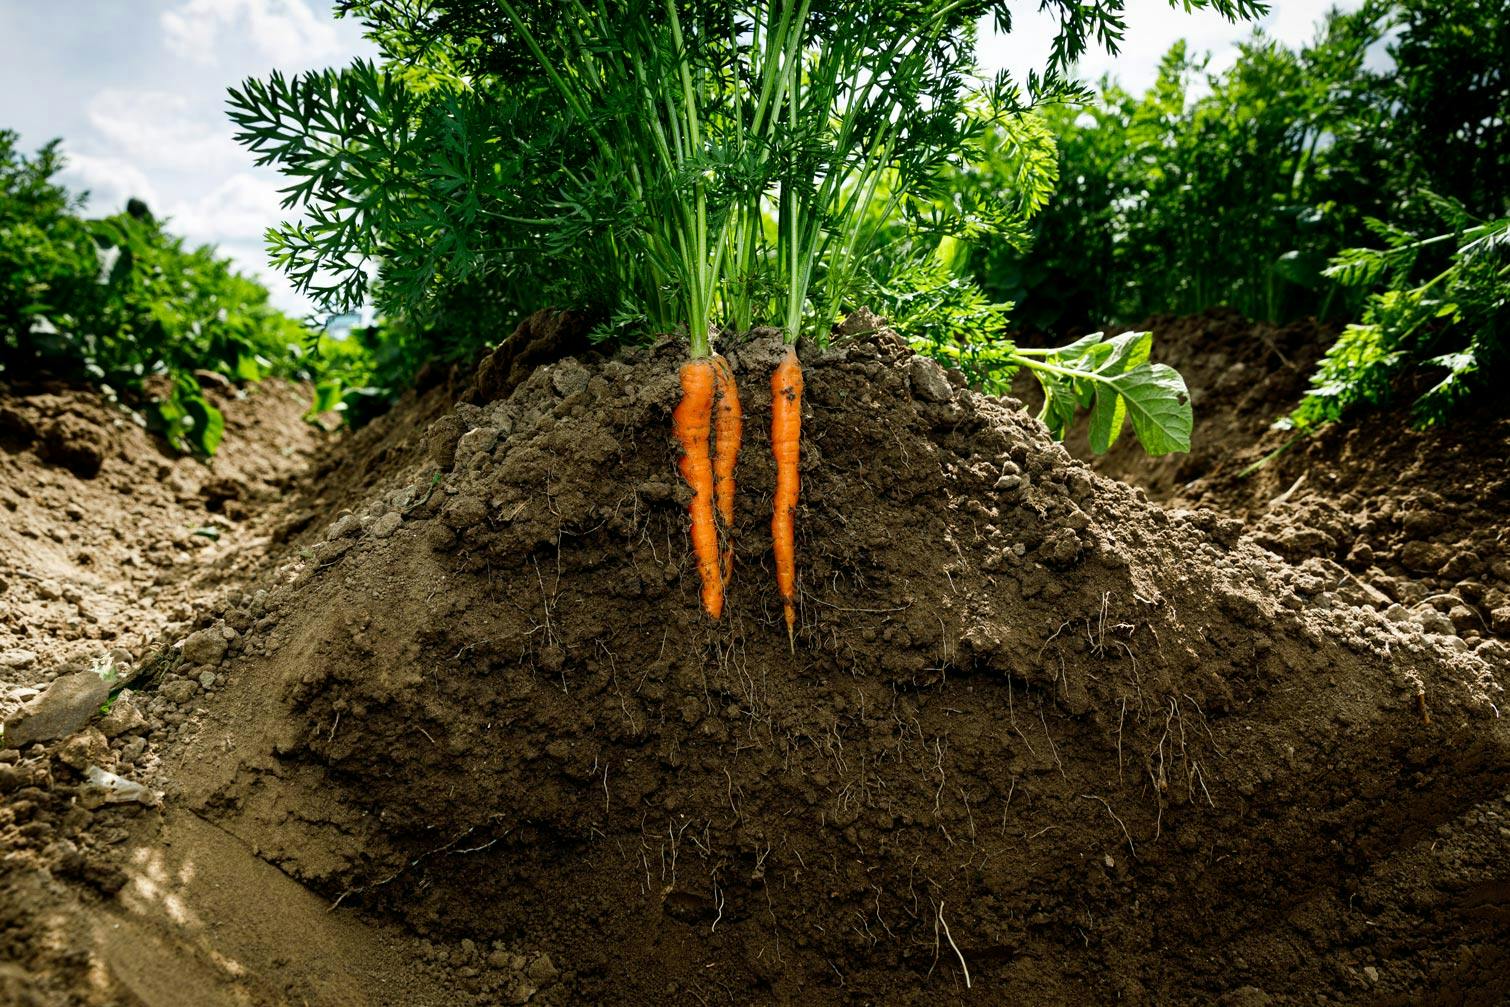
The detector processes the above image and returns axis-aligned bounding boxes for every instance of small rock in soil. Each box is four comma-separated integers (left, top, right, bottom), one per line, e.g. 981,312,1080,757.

1414,607,1455,636
0,648,38,670
3,671,112,747
1447,605,1479,633
180,626,228,666
371,511,403,538
525,953,558,984
442,495,488,530
549,359,591,397
99,692,147,738
58,726,112,770
159,678,198,705
907,355,953,402
1400,541,1450,575
327,513,363,540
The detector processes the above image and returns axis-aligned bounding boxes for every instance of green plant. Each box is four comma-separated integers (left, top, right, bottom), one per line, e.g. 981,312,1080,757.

0,131,318,454
958,0,1506,426
230,1,1257,457
970,7,1389,332
1288,205,1509,429
859,247,1191,454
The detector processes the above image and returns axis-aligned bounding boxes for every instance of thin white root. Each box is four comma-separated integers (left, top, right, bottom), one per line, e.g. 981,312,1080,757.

938,900,971,989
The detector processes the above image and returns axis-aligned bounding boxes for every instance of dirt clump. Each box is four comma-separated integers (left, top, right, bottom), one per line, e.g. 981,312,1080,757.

155,327,1506,1004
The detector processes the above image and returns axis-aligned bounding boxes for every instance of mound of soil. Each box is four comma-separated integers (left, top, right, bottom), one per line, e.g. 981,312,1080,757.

141,326,1507,1004
1055,310,1510,647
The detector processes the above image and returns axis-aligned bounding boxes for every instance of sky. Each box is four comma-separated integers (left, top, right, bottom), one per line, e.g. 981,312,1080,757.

0,0,1357,319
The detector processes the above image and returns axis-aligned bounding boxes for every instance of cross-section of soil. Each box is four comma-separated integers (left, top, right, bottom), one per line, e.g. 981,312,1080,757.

3,319,1507,1005
165,326,1508,1004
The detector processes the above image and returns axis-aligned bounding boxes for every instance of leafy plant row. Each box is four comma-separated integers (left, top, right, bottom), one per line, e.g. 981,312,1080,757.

968,0,1508,426
0,131,328,453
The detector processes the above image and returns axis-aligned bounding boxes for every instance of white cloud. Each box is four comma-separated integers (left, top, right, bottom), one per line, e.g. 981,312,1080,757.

979,0,1359,97
165,177,320,317
167,171,288,245
85,88,243,173
161,0,345,68
57,153,160,215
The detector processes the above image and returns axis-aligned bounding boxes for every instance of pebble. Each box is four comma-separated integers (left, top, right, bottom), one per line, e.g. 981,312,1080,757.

525,953,558,984
2,671,112,747
99,692,148,738
58,726,111,770
549,359,590,397
181,625,230,666
907,355,954,402
371,511,403,539
0,648,38,670
327,513,363,540
198,670,217,689
159,678,198,705
454,428,499,467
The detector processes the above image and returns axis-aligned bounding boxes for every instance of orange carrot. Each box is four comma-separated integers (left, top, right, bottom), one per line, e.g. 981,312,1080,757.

711,354,742,581
674,359,723,619
770,345,802,645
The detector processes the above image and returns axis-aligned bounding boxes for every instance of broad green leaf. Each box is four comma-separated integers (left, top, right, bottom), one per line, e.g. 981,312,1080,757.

184,395,225,456
307,379,344,419
1050,331,1107,363
1111,363,1192,456
1088,384,1129,453
1097,330,1152,374
1036,372,1079,441
234,350,263,382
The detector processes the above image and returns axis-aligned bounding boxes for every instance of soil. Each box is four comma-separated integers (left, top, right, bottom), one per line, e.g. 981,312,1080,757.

1030,308,1510,646
2,313,1507,1006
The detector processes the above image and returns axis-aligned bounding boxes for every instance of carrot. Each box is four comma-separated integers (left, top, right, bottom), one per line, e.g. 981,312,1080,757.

711,354,742,581
674,359,723,619
770,345,802,646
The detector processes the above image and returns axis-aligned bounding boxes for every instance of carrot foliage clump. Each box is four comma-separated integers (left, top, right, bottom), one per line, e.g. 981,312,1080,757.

229,0,1255,385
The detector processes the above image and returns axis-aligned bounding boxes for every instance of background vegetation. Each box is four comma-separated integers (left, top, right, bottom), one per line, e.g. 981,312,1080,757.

971,0,1508,426
0,130,336,453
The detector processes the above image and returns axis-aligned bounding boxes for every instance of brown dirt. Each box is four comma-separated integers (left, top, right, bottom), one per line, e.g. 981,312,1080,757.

3,315,1508,1005
1029,308,1510,645
0,378,326,697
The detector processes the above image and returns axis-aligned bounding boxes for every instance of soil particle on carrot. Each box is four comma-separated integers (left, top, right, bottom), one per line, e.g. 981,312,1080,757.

673,358,723,619
770,345,803,645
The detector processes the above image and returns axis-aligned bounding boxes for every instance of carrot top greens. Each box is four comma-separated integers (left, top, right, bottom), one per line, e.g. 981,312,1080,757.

228,1,1263,452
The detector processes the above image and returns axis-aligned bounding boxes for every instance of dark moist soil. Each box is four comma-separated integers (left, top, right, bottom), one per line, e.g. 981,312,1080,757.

2,314,1507,1006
